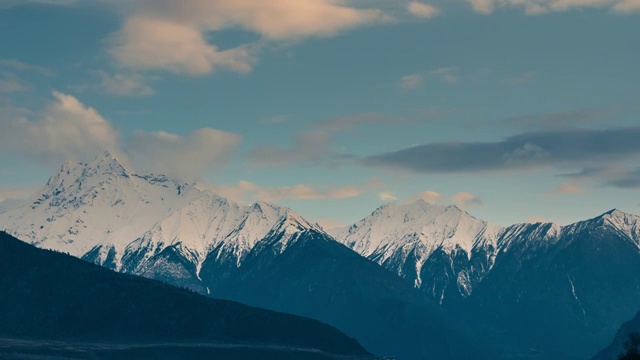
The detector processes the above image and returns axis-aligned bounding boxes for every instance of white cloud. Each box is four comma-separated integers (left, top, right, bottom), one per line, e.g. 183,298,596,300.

400,74,424,89
378,191,398,201
105,0,389,76
0,91,122,164
0,91,241,180
97,71,154,97
614,0,640,12
451,191,483,207
407,2,440,18
412,190,445,204
126,0,389,40
468,0,640,14
469,0,496,13
109,17,254,76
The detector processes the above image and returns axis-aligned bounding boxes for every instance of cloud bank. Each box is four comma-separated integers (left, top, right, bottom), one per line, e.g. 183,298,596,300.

363,126,640,190
107,0,391,76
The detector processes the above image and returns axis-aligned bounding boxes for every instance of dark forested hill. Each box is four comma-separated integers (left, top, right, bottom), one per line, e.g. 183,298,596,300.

0,231,373,360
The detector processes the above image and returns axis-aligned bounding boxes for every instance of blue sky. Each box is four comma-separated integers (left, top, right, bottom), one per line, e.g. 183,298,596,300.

1,0,639,228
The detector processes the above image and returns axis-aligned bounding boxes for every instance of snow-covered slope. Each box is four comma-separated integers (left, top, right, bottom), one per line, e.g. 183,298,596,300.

330,200,503,303
0,152,321,292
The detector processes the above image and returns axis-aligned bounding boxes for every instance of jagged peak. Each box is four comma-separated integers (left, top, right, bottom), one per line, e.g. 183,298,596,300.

93,150,118,162
86,150,129,174
594,208,640,228
582,208,640,225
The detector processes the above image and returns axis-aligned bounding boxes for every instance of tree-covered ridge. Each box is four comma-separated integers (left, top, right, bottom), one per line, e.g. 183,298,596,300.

0,231,370,359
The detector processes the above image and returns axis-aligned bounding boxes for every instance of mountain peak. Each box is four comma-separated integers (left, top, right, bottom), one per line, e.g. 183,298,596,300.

602,208,627,217
87,150,126,168
94,149,117,160
577,209,640,246
594,208,639,225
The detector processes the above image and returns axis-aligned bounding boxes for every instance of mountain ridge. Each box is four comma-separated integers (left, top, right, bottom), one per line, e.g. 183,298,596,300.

0,151,325,291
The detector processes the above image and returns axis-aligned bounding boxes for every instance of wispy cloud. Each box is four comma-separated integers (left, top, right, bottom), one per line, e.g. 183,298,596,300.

404,190,483,208
126,129,240,181
501,105,632,129
318,112,411,131
451,191,483,207
0,73,32,93
406,2,440,18
399,67,459,89
96,71,155,97
400,74,424,89
0,59,54,76
430,67,459,84
546,181,589,195
250,112,411,168
248,130,331,167
0,0,77,7
467,0,640,14
378,191,398,201
213,178,380,203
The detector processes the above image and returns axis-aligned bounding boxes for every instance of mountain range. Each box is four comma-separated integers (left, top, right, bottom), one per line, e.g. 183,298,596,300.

0,152,490,360
331,200,640,359
2,152,640,359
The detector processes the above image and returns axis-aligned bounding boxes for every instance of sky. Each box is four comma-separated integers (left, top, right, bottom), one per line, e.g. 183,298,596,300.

0,0,639,228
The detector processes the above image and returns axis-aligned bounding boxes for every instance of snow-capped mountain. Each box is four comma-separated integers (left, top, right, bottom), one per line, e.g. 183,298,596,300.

0,151,320,292
331,201,640,308
329,201,503,303
0,152,494,360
